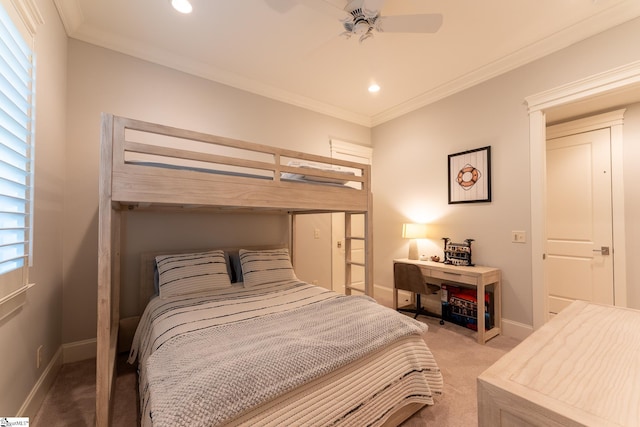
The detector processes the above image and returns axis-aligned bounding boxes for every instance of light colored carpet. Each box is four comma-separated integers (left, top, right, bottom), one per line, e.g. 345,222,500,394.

32,316,519,426
32,355,138,427
401,316,520,426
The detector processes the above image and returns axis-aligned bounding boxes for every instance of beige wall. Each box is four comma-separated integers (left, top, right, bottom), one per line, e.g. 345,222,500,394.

372,17,640,328
0,0,67,417
64,40,371,341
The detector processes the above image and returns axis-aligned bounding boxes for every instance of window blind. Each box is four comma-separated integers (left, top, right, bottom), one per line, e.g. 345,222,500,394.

0,1,34,293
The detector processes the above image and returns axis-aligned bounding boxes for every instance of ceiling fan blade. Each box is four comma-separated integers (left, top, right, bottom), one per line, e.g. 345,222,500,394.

296,0,349,19
378,14,443,33
264,0,297,13
362,0,385,13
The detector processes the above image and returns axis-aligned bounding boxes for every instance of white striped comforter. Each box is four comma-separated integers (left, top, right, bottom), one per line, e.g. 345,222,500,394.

129,280,443,426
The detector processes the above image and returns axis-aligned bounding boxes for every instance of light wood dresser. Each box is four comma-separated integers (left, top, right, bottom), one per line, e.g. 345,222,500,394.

478,300,640,426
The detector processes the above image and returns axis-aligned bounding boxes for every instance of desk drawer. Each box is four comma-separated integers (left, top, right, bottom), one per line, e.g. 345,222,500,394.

417,266,432,277
429,269,477,286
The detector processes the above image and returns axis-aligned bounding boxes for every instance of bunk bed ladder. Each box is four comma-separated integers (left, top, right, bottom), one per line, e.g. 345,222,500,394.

344,211,371,296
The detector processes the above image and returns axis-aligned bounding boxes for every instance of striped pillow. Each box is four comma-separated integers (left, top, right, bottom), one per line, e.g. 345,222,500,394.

156,250,231,298
239,248,297,287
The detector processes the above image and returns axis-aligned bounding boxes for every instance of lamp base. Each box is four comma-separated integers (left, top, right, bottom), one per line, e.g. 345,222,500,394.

408,240,419,260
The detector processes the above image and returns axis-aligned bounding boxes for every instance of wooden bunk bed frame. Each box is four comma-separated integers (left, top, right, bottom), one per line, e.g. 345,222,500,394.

96,113,374,426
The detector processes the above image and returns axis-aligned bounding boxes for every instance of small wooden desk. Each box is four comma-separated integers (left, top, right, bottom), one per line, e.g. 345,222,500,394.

478,301,640,426
393,259,501,344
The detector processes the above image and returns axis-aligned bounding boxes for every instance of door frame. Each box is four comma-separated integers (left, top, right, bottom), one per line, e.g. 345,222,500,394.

526,61,640,329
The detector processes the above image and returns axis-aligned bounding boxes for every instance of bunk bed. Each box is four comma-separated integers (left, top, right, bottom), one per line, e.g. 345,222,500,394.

97,114,442,426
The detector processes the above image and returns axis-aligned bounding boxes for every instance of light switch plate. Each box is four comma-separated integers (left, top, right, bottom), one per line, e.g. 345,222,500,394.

512,231,526,243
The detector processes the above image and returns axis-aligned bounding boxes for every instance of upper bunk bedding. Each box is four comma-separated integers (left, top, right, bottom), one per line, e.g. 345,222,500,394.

129,159,357,186
102,114,372,212
128,248,443,427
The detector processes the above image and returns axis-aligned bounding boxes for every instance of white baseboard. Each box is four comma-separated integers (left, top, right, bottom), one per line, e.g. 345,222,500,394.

63,337,97,363
500,318,533,341
18,339,98,419
18,346,63,419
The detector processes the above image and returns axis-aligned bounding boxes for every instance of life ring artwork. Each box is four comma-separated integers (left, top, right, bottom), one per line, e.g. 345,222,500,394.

456,164,480,189
448,146,491,204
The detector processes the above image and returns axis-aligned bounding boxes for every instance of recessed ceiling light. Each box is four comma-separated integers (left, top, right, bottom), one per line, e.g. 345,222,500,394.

368,84,380,93
171,0,193,14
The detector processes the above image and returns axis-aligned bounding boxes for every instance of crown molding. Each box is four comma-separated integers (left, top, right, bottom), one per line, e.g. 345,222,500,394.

53,0,85,36
526,60,640,113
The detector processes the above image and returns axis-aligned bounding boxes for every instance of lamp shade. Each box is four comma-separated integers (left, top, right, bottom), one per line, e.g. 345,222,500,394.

402,223,428,239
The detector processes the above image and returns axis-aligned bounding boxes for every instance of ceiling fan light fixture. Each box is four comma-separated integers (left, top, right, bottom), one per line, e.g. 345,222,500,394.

354,20,370,34
368,83,380,93
171,0,193,14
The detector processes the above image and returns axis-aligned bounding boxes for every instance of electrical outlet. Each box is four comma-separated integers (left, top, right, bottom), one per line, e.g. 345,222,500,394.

512,231,526,243
37,345,43,369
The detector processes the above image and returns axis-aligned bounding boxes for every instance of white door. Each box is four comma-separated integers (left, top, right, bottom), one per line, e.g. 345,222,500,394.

545,128,614,316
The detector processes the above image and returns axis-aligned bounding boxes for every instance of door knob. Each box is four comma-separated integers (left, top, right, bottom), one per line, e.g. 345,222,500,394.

592,246,610,255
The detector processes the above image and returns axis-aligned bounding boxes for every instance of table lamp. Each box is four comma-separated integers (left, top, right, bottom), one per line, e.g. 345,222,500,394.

402,223,428,260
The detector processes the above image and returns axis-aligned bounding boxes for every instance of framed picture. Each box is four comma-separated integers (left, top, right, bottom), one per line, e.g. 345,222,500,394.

448,146,491,204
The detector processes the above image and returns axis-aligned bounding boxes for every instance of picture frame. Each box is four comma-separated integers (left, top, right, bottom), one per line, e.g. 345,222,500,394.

448,146,491,204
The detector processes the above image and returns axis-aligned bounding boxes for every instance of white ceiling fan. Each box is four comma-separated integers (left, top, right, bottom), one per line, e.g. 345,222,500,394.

299,0,443,42
342,0,442,42
265,0,442,42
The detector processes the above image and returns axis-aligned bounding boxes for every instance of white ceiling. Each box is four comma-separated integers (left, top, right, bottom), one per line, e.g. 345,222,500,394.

54,0,640,127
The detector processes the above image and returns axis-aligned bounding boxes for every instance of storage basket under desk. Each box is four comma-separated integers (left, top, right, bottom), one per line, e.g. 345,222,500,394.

440,284,494,331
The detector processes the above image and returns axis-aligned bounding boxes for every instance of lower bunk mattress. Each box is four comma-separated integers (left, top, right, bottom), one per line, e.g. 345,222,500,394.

129,280,443,426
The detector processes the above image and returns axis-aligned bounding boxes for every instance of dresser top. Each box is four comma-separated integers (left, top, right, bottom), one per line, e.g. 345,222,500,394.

479,300,640,426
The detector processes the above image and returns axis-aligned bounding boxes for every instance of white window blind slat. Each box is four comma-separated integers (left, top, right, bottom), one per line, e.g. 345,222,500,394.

0,196,28,213
0,4,31,59
0,97,32,136
0,173,29,188
0,227,27,243
0,123,29,154
0,255,25,274
0,57,31,98
0,89,31,124
0,148,29,172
